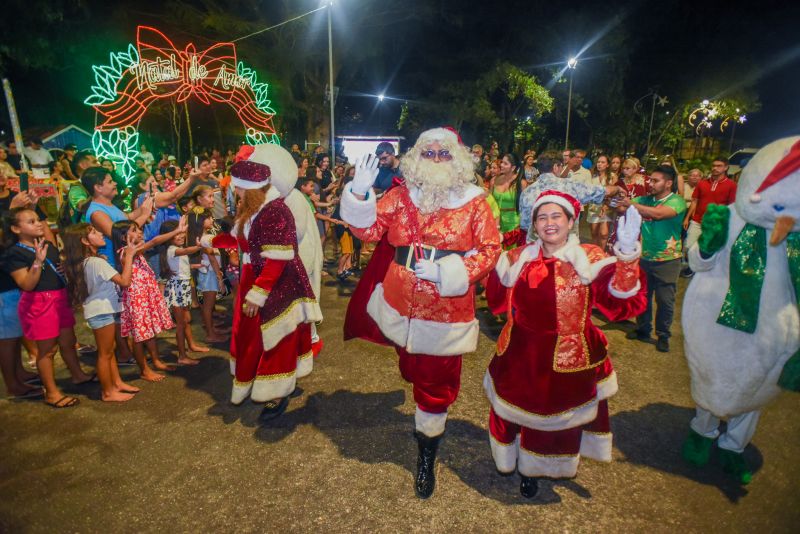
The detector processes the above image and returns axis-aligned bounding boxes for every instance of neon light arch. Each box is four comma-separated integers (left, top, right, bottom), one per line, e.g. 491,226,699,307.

84,26,279,182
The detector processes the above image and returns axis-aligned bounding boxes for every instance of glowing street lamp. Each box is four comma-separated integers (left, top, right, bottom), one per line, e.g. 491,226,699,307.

326,1,336,159
377,93,385,102
564,57,578,151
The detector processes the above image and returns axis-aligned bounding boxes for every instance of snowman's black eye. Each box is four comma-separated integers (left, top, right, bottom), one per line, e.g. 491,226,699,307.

773,204,786,212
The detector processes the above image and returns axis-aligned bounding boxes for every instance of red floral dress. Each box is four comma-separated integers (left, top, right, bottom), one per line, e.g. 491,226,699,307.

120,254,174,342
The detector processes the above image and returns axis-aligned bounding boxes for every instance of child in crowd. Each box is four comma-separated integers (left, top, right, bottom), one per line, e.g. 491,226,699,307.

330,177,354,281
62,223,142,402
159,220,207,364
2,208,94,408
216,217,239,294
191,185,216,213
187,210,227,343
111,220,185,380
163,166,178,193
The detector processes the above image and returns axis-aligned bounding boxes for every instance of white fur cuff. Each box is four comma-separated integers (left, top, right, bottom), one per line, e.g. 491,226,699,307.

613,240,641,262
518,447,579,478
260,246,295,260
340,182,377,228
245,288,268,307
415,407,447,437
490,435,519,474
608,280,641,299
436,253,470,297
579,431,612,462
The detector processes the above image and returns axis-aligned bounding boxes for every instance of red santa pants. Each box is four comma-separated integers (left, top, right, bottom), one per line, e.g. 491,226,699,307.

489,400,611,478
397,347,462,437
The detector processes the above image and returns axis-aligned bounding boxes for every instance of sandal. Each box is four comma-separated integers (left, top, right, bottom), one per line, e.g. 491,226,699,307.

45,396,80,408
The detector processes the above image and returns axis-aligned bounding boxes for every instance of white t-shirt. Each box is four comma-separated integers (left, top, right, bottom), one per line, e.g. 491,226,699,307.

198,235,221,273
140,150,155,169
568,166,593,186
23,147,54,167
683,183,696,202
83,256,122,318
167,245,192,280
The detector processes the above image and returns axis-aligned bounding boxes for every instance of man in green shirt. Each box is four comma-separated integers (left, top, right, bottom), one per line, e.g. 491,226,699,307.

58,150,98,228
621,165,686,352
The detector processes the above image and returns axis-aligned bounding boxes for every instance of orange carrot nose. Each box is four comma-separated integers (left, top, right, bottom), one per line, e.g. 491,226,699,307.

770,215,796,246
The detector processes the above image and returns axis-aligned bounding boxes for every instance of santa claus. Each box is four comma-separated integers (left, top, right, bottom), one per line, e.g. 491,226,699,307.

229,143,322,421
340,127,502,498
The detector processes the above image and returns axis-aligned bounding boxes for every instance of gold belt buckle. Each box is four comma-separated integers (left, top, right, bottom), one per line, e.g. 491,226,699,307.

405,244,437,270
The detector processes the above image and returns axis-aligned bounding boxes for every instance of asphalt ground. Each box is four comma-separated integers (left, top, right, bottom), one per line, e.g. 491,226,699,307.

1,247,799,532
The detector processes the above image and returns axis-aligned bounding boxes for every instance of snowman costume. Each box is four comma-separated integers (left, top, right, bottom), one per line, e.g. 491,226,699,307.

681,136,800,483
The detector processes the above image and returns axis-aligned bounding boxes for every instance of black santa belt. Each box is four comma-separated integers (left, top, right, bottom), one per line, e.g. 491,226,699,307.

394,245,465,271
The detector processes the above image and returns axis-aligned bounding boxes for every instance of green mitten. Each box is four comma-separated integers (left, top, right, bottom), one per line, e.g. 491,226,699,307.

778,349,800,392
697,204,730,257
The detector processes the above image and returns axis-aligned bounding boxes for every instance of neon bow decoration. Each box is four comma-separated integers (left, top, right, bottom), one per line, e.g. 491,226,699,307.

90,26,276,136
84,25,279,185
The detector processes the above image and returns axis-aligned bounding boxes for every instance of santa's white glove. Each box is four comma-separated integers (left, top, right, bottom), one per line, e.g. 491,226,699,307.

351,153,380,196
615,205,642,256
414,259,441,283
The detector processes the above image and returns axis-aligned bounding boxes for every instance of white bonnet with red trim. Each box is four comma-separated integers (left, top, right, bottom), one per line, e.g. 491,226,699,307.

533,189,582,218
734,136,800,232
230,143,298,198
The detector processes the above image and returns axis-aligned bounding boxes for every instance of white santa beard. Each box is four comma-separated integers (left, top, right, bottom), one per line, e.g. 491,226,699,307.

409,160,466,214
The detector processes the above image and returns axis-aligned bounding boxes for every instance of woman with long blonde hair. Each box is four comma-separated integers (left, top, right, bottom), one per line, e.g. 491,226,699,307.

586,155,616,250
229,145,322,421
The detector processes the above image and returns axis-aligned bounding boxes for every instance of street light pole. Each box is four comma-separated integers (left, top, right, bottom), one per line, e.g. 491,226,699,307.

645,92,657,157
327,2,335,160
564,58,577,151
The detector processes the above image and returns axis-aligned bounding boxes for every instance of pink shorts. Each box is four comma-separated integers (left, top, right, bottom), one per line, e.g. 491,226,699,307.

18,288,76,341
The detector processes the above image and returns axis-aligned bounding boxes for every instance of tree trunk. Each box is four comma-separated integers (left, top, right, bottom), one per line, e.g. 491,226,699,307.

184,101,193,159
171,98,182,162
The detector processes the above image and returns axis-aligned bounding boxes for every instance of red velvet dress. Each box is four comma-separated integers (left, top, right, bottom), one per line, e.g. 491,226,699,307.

484,240,646,478
230,190,322,404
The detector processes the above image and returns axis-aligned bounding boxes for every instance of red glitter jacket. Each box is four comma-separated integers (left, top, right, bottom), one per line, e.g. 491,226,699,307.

242,187,322,352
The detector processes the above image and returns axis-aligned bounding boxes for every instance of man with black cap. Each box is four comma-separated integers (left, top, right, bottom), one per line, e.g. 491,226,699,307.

61,143,79,181
374,141,402,194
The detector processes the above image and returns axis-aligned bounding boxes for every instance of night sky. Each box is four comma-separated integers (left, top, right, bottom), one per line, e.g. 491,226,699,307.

1,0,798,149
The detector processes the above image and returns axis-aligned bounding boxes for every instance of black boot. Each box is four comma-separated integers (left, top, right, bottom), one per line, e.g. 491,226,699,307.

259,397,289,422
520,475,539,499
414,431,442,499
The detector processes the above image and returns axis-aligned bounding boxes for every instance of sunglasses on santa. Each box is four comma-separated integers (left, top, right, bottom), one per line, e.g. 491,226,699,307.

420,149,453,161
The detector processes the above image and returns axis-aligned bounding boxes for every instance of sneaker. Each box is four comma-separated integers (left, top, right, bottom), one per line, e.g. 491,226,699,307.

656,337,670,352
626,330,650,341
